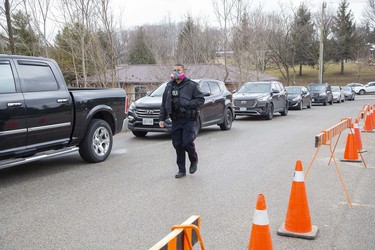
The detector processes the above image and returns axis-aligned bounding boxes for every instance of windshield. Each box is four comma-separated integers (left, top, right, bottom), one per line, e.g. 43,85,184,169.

150,82,167,97
308,84,326,91
331,86,340,92
342,87,351,91
286,86,301,94
237,82,271,93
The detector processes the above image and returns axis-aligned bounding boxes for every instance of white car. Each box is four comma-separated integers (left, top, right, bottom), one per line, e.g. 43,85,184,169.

347,83,364,94
357,82,375,95
331,86,345,103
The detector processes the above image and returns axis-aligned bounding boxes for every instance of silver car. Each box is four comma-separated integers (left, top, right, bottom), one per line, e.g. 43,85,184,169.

331,86,345,103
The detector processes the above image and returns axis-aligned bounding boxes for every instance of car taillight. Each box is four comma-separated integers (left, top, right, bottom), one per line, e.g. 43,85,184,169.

125,96,129,114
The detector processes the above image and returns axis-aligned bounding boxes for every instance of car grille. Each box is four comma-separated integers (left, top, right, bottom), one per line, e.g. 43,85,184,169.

135,108,160,118
234,100,257,107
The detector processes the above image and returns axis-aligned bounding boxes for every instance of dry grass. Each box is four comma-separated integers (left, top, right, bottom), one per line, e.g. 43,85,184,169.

265,63,375,86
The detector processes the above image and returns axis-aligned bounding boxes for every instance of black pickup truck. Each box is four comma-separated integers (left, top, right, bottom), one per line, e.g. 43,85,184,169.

0,55,127,169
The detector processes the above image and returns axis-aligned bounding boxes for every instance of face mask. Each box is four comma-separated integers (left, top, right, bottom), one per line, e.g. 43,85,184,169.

171,70,185,80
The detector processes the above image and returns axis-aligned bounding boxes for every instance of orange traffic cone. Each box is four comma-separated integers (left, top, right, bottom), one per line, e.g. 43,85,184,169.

248,194,273,250
363,111,374,132
353,118,366,153
341,133,362,162
277,160,318,240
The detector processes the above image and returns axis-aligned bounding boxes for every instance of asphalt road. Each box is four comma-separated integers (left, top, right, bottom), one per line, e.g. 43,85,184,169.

1,96,375,250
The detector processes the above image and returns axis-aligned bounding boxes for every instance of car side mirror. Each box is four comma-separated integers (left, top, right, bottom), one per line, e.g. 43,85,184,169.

272,89,280,94
203,92,210,96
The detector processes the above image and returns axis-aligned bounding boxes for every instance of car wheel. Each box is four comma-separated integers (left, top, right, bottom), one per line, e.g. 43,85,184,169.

359,89,366,95
280,101,288,116
264,103,273,120
297,101,303,110
132,131,148,137
79,119,113,163
307,99,312,108
219,108,233,130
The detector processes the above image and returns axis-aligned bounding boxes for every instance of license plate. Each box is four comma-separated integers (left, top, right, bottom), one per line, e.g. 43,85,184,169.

240,107,247,112
142,118,153,125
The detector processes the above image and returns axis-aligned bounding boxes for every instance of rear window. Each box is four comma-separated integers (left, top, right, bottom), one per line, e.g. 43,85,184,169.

17,62,58,92
0,62,16,94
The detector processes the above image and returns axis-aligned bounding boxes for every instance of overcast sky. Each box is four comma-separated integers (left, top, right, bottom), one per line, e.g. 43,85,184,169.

113,0,367,28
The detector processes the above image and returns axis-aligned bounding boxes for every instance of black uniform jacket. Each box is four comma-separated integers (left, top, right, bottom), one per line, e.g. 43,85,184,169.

159,78,205,121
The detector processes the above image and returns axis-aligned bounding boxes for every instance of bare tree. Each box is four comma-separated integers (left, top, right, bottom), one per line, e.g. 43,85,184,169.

23,0,51,56
213,0,243,82
364,0,375,28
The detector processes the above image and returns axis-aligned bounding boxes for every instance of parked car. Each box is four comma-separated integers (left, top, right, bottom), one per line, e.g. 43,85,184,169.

347,83,364,94
127,79,234,137
331,86,345,103
341,86,355,101
285,86,312,110
307,83,333,106
0,55,127,169
232,81,288,120
356,81,375,95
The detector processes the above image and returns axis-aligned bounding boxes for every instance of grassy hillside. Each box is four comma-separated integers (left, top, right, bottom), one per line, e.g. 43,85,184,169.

265,63,375,86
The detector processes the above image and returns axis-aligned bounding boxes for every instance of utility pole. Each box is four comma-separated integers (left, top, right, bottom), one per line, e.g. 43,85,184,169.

318,2,326,83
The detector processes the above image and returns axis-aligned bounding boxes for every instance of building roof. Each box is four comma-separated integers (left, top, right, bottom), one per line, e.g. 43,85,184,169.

85,64,278,85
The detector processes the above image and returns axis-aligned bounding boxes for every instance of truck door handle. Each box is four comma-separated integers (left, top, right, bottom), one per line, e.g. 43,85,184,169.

7,102,22,107
57,98,69,103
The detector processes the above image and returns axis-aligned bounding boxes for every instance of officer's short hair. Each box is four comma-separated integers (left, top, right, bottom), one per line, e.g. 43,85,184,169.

174,63,185,70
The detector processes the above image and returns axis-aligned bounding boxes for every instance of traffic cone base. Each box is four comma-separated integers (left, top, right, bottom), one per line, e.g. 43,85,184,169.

277,223,318,240
278,160,318,240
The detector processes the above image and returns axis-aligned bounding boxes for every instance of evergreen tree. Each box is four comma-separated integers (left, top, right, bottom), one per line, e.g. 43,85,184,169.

127,27,156,65
11,10,40,56
332,0,356,74
291,4,316,76
177,16,205,64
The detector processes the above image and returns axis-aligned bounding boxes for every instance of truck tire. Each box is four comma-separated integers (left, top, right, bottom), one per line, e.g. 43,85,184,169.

79,119,113,163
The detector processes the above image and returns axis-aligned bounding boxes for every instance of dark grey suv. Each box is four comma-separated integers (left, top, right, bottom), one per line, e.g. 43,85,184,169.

127,79,234,137
307,83,333,106
233,81,289,120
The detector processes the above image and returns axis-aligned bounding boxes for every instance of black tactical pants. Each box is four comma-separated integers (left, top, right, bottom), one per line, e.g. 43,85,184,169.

171,118,198,173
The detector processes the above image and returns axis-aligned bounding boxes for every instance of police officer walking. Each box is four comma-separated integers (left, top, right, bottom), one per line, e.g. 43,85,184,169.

159,64,205,178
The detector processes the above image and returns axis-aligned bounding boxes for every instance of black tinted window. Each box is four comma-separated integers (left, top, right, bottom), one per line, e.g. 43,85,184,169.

0,62,16,94
18,63,58,92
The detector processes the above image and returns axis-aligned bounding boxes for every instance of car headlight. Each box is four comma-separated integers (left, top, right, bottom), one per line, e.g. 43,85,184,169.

319,93,326,97
128,102,135,112
292,96,301,101
257,95,269,102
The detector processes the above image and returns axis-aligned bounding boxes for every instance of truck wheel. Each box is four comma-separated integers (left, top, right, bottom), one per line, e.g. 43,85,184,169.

79,119,113,163
219,108,233,130
132,131,147,137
